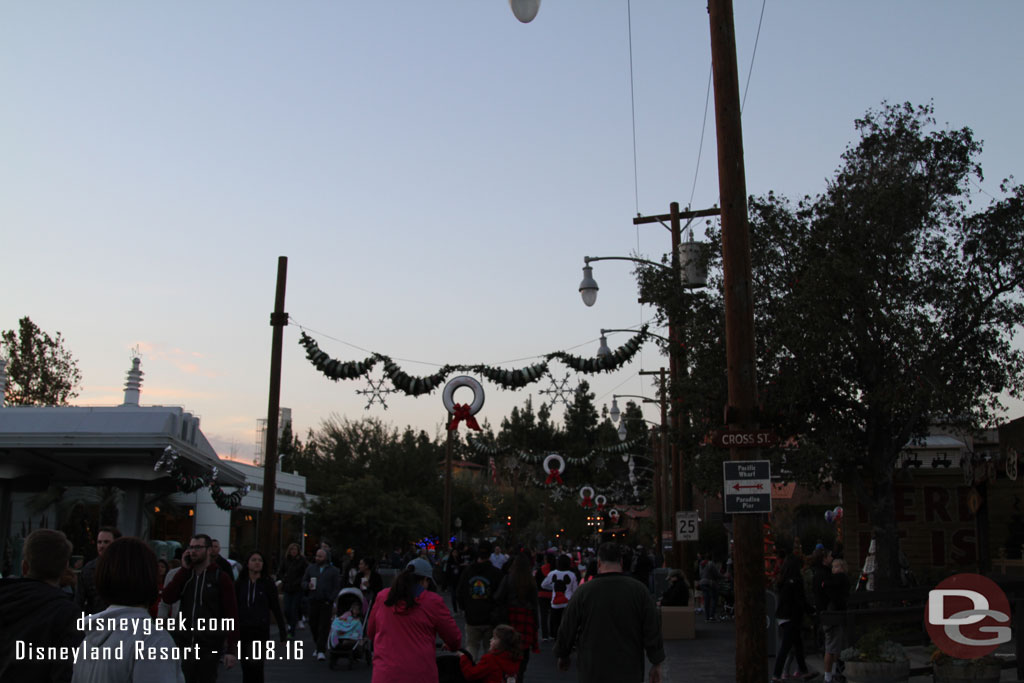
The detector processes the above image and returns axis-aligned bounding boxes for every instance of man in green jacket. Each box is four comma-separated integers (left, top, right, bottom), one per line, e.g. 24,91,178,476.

554,542,665,683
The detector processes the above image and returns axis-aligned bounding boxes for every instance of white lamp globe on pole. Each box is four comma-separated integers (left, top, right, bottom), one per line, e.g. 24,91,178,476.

609,397,621,423
579,262,599,307
509,0,540,23
617,421,628,442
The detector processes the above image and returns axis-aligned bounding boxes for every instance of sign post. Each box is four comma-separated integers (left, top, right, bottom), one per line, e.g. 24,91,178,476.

723,460,772,514
675,511,699,542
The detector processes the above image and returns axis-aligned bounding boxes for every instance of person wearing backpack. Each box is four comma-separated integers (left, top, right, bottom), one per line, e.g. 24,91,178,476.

540,555,577,640
457,548,505,661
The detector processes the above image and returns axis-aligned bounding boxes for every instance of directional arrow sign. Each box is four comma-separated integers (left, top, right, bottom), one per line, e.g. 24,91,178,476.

723,460,772,514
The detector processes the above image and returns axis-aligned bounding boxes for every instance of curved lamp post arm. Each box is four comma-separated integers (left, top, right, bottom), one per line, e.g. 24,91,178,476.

579,255,671,308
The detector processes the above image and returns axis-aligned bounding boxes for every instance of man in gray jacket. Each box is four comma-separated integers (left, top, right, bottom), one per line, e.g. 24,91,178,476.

302,548,341,660
554,542,665,683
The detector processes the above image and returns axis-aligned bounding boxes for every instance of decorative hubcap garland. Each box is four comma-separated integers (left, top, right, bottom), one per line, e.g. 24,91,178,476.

154,446,251,510
298,325,649,394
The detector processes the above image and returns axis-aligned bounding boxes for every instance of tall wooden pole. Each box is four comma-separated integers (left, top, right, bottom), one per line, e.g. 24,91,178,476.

259,256,288,555
640,367,671,562
709,1,765,680
442,423,454,551
668,202,693,577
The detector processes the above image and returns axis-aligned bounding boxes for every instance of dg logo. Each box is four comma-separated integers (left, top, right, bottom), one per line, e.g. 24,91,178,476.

926,573,1011,659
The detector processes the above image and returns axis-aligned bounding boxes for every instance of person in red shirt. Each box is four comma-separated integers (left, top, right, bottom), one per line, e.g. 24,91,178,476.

459,624,523,683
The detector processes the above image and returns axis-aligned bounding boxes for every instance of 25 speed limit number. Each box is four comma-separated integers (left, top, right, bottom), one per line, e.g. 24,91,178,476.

676,511,699,541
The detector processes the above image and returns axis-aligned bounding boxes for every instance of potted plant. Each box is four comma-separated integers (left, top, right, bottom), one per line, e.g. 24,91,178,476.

929,648,1002,683
840,628,911,683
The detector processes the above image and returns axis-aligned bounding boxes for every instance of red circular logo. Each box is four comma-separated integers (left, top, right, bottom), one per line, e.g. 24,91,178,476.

926,573,1011,659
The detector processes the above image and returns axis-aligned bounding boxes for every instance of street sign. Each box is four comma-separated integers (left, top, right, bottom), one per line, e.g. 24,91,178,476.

711,429,780,448
675,511,699,541
723,460,772,514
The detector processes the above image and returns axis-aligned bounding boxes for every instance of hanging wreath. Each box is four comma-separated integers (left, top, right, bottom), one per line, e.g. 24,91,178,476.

543,454,565,485
594,494,607,512
545,325,648,374
299,332,379,380
379,356,452,396
607,508,620,523
579,486,595,508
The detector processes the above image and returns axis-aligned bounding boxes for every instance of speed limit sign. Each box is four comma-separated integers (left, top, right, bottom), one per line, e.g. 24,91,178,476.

675,511,699,541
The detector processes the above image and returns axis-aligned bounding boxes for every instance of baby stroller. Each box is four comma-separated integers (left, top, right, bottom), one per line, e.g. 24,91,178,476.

328,587,372,670
716,578,735,620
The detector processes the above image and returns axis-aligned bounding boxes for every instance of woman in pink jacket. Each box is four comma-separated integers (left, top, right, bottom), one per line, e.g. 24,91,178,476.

366,557,462,683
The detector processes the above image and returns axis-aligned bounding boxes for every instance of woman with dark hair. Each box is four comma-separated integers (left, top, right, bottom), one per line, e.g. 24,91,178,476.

494,553,539,682
277,542,307,639
771,553,818,682
72,537,184,682
365,557,461,683
236,550,286,683
354,555,384,608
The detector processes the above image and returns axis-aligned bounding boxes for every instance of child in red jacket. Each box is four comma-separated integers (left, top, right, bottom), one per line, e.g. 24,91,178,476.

459,624,523,683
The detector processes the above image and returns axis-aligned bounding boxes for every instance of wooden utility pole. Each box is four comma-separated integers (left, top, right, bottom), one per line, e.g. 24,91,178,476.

634,205,717,578
441,423,454,551
640,368,671,561
708,1,766,680
259,256,288,554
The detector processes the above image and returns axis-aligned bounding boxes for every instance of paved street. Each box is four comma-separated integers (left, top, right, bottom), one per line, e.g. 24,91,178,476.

218,614,738,683
216,613,1023,682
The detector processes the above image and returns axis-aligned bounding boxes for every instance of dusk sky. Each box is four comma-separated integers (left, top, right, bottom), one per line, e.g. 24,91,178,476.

3,2,1022,463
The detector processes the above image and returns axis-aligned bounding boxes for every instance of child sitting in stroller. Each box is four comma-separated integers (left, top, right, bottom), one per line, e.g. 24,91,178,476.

328,588,370,670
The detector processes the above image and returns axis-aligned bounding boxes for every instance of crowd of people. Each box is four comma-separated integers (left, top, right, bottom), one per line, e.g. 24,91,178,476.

0,530,670,683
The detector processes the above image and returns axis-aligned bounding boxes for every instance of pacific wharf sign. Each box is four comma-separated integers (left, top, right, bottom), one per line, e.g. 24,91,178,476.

723,460,772,514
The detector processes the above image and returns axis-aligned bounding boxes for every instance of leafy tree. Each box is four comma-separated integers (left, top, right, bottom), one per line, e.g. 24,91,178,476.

640,102,1024,588
1,316,82,405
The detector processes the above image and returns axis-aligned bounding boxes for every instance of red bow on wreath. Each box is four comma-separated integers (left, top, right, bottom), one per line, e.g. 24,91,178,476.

581,495,593,508
596,502,605,512
447,403,481,432
545,468,564,485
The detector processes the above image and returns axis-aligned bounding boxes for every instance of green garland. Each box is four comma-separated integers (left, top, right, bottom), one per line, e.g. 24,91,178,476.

544,326,648,373
379,356,453,396
300,332,379,380
154,448,250,510
297,324,651,396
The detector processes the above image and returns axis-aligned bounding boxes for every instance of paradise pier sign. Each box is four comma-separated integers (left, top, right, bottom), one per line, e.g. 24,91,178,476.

723,460,772,514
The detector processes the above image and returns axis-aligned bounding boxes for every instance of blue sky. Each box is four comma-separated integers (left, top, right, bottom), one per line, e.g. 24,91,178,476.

3,2,1022,462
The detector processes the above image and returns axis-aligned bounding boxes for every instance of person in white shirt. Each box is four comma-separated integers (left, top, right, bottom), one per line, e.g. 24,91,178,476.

489,546,509,571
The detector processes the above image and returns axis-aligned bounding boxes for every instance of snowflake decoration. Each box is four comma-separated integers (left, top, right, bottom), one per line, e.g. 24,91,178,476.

356,378,395,410
549,487,566,502
539,373,576,406
592,455,607,470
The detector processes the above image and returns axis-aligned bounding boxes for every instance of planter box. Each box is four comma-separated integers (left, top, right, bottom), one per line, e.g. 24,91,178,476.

844,659,910,683
661,606,695,640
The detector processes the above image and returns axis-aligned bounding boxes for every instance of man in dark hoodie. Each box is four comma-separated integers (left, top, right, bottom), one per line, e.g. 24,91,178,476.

162,533,238,682
457,547,505,661
0,529,83,682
